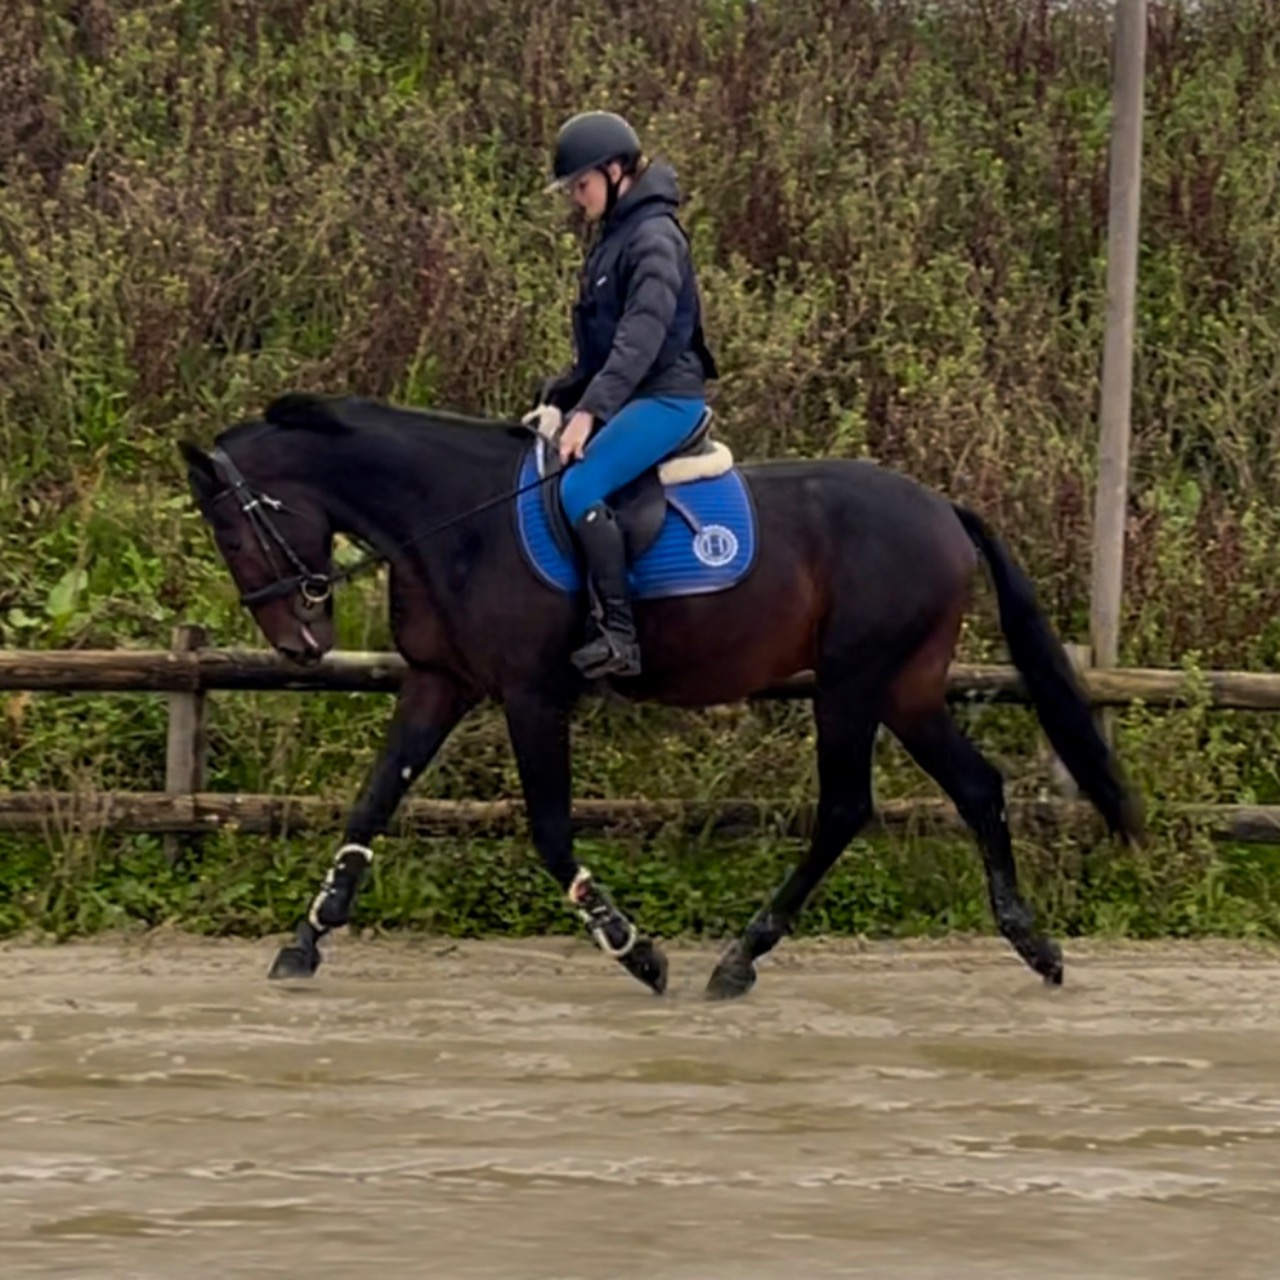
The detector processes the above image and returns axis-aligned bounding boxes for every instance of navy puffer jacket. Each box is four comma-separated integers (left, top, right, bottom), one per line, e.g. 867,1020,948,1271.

543,162,718,421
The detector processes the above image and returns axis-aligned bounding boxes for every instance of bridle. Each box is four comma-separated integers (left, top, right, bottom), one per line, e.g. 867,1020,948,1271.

207,441,563,612
209,448,342,609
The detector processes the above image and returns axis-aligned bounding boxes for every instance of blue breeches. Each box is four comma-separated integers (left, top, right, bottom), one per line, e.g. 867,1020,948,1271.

559,396,706,526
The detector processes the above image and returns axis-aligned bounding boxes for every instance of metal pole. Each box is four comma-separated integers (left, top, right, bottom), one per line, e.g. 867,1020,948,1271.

1090,0,1148,682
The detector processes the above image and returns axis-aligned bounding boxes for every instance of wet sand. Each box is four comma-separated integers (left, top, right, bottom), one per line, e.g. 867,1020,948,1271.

3,933,1280,1278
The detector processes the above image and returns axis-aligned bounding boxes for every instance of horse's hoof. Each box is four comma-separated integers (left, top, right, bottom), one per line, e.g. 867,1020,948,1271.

268,944,321,981
1025,936,1063,987
620,937,668,995
1041,952,1065,986
704,945,757,1001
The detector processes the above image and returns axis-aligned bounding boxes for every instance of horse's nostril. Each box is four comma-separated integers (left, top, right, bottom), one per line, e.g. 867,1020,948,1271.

277,641,319,667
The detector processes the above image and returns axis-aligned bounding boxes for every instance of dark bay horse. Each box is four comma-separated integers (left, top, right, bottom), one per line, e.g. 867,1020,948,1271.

180,392,1143,997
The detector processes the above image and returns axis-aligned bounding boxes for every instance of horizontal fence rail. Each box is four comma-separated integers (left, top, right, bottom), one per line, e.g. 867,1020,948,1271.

3,791,1279,844
2,637,1279,848
1,647,1279,709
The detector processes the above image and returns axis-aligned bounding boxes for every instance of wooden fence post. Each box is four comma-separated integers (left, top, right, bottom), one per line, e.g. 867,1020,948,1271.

163,623,208,865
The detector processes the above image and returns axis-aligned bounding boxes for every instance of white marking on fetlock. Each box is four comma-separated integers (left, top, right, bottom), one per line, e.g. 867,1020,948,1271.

336,843,375,864
581,909,637,959
566,867,637,958
308,844,374,930
307,884,332,933
566,866,594,905
598,919,638,959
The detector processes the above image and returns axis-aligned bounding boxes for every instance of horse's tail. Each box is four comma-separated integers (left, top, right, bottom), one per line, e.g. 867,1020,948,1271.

952,503,1145,844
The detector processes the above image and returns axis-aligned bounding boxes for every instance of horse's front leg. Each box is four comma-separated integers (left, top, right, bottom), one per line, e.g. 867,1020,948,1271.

269,668,474,979
503,685,668,995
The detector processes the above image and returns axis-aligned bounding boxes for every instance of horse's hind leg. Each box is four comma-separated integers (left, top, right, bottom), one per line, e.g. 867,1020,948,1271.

705,683,879,1000
886,704,1063,985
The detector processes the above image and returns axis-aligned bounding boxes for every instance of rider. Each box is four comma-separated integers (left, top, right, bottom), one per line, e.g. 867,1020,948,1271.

525,110,718,680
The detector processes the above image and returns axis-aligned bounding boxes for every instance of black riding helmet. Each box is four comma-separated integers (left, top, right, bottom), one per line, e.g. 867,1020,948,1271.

544,111,643,193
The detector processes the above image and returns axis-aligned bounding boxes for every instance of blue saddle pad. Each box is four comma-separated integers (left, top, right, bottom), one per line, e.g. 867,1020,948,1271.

514,446,758,599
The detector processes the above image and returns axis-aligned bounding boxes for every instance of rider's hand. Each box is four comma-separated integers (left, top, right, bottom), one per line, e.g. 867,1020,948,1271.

559,411,594,464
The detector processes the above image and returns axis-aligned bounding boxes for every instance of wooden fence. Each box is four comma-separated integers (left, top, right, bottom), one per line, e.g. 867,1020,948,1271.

2,625,1280,850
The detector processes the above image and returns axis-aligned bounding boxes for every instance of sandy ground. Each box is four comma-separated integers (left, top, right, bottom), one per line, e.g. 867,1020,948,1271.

3,932,1280,1279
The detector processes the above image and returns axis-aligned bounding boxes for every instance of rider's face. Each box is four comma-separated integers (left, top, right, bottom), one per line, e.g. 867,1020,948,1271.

569,163,624,221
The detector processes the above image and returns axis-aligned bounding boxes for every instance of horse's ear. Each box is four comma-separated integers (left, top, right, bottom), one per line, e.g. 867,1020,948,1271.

179,440,220,505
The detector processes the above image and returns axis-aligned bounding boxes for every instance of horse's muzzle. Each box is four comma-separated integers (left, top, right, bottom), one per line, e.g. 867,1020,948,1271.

279,623,325,666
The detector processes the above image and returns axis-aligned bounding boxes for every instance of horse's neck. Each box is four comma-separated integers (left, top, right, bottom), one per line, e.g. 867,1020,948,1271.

297,423,511,558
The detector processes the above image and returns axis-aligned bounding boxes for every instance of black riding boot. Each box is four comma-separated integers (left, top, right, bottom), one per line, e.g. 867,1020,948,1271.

571,502,641,679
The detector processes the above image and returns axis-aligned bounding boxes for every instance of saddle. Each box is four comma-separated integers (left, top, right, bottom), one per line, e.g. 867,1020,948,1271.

529,407,735,562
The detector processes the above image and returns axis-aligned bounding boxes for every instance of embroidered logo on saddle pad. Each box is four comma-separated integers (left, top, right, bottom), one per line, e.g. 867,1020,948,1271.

692,524,740,568
514,445,758,600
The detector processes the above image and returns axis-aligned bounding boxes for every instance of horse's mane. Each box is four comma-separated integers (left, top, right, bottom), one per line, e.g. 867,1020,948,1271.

214,392,528,449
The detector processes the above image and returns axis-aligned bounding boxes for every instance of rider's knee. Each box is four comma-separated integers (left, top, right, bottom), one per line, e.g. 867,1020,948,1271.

560,469,599,526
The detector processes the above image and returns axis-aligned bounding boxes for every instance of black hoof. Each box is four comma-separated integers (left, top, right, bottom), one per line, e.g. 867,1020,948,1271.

268,943,321,981
704,944,757,1001
1041,949,1065,986
619,937,668,995
1012,934,1063,987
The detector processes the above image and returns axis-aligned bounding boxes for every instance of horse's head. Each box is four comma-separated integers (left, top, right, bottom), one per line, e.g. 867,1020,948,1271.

179,439,336,665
